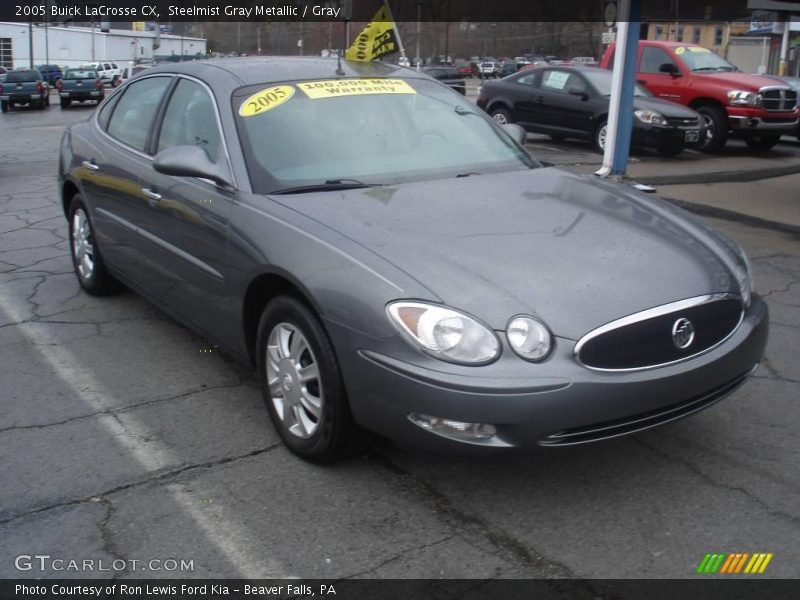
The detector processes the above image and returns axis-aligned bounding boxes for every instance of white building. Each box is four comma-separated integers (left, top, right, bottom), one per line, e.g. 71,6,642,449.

0,22,206,70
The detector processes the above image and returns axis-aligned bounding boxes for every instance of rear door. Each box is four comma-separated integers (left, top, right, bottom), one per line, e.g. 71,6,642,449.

82,75,173,280
138,76,236,344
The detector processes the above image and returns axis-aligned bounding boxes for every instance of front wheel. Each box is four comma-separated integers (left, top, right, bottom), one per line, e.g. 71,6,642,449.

257,296,364,462
68,196,122,295
490,107,511,125
744,134,780,151
696,105,728,153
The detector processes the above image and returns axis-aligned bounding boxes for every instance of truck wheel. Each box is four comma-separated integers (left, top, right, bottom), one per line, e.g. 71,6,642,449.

256,296,364,463
44,94,50,107
60,98,69,109
744,134,780,151
696,105,728,153
68,196,122,296
0,100,7,113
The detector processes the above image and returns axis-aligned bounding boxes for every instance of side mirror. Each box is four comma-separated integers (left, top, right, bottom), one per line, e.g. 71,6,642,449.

659,63,680,76
568,87,589,100
501,123,527,145
153,145,233,188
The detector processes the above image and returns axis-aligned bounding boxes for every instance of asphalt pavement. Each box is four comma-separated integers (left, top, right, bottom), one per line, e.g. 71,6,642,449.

1,93,799,581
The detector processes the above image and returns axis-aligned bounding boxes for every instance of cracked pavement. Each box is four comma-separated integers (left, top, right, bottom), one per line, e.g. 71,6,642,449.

1,102,798,580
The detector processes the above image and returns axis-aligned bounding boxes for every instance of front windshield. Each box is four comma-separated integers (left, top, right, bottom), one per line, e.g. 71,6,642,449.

233,77,537,194
581,69,649,96
675,46,737,72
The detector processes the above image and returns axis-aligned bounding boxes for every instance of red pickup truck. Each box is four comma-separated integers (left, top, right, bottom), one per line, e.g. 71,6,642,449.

600,41,798,152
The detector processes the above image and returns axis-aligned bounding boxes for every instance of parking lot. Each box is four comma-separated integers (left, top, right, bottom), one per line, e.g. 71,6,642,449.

1,91,799,580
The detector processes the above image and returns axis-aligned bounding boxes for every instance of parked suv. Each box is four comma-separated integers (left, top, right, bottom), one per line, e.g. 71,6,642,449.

600,41,798,152
81,61,122,87
480,61,499,78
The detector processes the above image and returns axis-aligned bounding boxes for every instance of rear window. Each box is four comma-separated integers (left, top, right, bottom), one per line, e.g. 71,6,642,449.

65,70,97,79
6,71,40,83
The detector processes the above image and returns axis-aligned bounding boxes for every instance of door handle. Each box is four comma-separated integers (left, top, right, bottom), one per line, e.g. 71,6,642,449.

82,160,99,171
141,188,162,206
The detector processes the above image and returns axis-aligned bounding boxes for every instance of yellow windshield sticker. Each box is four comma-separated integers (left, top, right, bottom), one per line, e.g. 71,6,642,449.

239,85,295,117
688,46,711,53
297,79,416,99
675,47,686,55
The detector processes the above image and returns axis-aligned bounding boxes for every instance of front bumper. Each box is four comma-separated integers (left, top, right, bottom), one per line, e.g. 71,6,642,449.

326,296,768,452
728,112,798,135
632,122,705,149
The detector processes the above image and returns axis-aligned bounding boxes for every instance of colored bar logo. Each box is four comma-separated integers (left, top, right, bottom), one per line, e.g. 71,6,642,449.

696,552,773,574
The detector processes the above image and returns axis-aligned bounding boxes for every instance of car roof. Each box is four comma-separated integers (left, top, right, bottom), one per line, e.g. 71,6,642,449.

139,56,427,89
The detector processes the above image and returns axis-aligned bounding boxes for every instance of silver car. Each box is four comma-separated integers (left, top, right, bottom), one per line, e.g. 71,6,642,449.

58,58,767,462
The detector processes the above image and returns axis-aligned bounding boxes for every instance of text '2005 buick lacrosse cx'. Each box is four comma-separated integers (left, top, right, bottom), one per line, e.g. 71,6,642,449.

59,58,768,462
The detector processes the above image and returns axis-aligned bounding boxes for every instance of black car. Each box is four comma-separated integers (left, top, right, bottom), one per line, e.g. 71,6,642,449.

477,65,705,156
421,65,466,95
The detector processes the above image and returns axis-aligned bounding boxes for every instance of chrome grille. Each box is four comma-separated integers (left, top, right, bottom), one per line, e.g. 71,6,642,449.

575,294,743,371
759,87,798,112
666,116,700,127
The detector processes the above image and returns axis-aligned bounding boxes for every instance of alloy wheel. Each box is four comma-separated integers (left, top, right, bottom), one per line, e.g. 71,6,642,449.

72,208,95,280
265,322,323,439
492,111,508,125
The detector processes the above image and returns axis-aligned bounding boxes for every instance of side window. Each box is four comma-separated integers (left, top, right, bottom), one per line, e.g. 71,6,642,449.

97,89,123,130
157,78,222,163
104,63,111,71
514,73,537,86
640,47,676,74
107,77,171,152
541,70,577,94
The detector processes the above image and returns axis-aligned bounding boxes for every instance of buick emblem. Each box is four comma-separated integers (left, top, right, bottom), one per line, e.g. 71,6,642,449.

672,318,695,349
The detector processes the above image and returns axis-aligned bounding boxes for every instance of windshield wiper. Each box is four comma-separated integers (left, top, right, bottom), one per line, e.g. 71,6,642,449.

692,67,721,72
270,179,384,195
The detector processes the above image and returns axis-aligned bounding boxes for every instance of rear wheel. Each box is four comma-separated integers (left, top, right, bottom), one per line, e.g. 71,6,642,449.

60,98,69,109
68,196,122,295
696,105,728,153
257,296,364,462
490,107,511,125
0,100,7,113
744,134,780,151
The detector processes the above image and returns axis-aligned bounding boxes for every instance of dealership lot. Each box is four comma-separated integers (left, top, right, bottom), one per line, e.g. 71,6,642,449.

1,99,799,579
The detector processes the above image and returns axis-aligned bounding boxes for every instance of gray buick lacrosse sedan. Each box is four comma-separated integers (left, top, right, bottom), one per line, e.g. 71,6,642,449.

59,58,768,461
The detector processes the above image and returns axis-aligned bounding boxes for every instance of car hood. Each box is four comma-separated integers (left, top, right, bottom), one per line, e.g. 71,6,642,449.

633,96,700,118
695,71,792,92
270,168,740,339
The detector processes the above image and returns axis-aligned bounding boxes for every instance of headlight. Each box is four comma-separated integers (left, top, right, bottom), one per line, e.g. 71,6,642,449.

634,109,668,125
727,90,758,106
387,301,500,364
506,316,553,361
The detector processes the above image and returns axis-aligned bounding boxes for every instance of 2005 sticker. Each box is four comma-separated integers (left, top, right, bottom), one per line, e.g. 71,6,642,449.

239,85,295,117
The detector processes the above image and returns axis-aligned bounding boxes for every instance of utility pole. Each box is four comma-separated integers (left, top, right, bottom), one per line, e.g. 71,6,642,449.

28,18,34,68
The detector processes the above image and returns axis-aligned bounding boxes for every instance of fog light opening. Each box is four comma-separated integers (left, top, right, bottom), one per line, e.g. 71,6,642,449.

408,412,499,443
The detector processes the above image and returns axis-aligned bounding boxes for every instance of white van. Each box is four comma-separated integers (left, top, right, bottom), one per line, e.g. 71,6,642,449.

81,62,122,86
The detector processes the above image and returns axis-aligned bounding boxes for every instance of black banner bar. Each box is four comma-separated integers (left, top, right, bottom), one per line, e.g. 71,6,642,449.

1,0,760,23
2,579,800,600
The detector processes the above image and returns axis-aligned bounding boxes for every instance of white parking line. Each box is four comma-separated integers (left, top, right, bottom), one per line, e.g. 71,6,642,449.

0,292,293,578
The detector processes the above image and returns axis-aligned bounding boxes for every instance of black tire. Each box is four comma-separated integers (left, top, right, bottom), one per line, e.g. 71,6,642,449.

744,134,780,151
593,118,608,153
696,105,728,153
68,195,122,295
0,100,7,113
256,295,363,463
60,98,69,109
656,141,684,157
490,106,511,125
44,93,50,107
